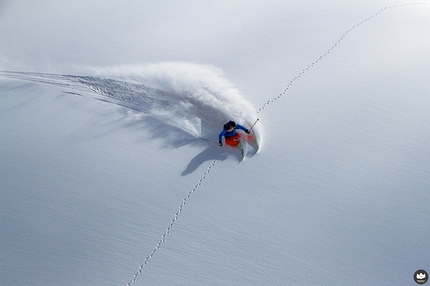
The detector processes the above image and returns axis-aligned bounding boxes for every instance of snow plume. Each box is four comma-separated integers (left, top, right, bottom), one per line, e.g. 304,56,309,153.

1,62,261,148
93,62,260,139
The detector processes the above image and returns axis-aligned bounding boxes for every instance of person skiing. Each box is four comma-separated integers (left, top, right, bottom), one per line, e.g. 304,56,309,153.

218,120,250,147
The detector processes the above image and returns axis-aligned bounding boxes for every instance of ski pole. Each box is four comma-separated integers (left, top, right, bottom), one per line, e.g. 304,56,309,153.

249,118,259,132
199,137,219,145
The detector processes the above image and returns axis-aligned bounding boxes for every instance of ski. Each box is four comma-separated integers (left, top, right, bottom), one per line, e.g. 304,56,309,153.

237,142,246,162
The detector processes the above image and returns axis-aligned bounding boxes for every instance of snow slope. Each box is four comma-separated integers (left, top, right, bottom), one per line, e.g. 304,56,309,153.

1,1,430,285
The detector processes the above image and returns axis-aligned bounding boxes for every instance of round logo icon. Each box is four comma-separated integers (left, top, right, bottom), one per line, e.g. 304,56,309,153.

414,270,428,284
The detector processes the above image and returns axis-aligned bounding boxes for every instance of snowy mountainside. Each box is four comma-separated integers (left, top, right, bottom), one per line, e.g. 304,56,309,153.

1,1,430,286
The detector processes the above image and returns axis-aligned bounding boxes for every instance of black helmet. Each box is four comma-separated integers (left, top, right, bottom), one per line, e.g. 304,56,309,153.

225,120,236,130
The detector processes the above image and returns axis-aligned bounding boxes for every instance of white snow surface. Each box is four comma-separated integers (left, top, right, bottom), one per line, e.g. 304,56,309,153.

1,1,430,285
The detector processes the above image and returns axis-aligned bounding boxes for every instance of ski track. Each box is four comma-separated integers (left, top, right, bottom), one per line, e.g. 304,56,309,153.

0,63,260,145
0,3,428,285
257,2,430,113
127,159,218,286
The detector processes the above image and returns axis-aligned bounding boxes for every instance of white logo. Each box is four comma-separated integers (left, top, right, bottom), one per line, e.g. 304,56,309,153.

417,273,427,280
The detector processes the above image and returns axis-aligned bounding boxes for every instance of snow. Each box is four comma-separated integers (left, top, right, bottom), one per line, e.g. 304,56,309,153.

1,1,430,285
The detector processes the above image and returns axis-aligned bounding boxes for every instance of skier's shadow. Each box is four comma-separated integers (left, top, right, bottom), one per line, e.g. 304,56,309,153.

182,145,237,176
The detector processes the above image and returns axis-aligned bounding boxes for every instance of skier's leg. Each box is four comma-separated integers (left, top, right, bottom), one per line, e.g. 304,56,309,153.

225,134,241,147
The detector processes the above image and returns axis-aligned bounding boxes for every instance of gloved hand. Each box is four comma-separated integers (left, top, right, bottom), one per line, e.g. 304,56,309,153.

219,141,222,146
245,129,250,134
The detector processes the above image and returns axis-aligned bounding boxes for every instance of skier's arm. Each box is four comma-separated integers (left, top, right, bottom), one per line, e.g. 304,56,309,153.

236,124,250,133
218,130,226,145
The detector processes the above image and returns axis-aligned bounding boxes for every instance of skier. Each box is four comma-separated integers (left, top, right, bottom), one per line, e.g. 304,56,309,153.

218,120,250,147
